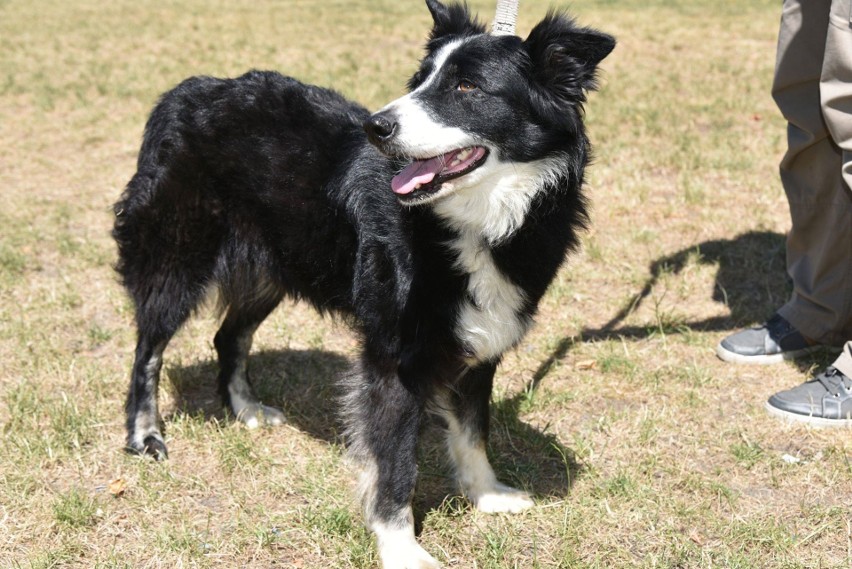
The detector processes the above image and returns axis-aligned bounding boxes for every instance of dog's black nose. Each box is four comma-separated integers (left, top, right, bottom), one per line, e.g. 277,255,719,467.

364,112,397,145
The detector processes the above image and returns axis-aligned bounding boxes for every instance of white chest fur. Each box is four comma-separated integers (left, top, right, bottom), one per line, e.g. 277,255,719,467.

433,155,557,362
449,232,529,362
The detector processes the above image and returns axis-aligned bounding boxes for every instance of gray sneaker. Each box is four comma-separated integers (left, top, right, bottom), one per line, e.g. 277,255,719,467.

716,314,820,365
765,367,852,428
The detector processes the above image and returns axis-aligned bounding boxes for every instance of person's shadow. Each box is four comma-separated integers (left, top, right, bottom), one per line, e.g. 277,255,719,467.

535,230,790,381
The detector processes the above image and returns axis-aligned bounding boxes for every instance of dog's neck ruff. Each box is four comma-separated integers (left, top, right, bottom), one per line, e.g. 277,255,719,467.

433,155,559,244
437,157,559,362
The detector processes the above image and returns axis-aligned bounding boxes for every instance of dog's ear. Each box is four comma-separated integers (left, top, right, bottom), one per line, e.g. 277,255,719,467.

425,0,486,40
523,12,615,98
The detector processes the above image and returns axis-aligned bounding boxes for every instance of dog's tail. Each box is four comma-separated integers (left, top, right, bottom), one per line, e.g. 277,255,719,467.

112,88,229,334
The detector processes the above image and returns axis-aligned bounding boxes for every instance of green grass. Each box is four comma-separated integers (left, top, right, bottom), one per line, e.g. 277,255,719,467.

53,488,100,529
1,0,851,567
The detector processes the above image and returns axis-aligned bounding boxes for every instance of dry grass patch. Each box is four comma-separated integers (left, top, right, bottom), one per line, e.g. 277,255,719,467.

1,0,851,567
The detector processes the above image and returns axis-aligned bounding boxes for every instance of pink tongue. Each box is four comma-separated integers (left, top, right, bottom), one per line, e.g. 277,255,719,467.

390,147,486,195
391,157,442,195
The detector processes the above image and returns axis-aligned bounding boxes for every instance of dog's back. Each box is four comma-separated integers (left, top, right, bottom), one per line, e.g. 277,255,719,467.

114,71,370,324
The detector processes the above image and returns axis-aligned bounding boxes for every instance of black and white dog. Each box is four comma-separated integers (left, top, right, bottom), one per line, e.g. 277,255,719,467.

113,1,613,566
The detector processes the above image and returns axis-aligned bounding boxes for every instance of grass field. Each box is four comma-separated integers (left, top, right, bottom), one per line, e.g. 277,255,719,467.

2,0,851,567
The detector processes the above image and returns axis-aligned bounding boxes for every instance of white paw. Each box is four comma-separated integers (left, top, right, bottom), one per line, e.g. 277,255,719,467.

236,403,286,429
379,542,441,569
375,524,441,569
470,482,534,514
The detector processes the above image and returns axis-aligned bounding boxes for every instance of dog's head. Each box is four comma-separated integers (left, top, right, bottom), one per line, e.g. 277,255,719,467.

364,0,615,206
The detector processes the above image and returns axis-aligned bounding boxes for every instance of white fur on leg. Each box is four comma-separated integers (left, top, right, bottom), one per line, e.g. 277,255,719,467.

357,461,441,569
226,331,286,429
130,344,167,453
373,522,441,569
358,460,441,569
229,378,286,428
445,414,534,514
471,480,535,514
233,400,286,429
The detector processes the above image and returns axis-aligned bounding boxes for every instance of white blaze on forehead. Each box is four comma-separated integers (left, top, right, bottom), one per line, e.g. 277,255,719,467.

413,37,467,93
377,38,477,158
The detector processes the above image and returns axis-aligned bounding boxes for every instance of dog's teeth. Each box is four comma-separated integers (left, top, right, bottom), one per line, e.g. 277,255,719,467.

414,183,421,190
457,148,472,161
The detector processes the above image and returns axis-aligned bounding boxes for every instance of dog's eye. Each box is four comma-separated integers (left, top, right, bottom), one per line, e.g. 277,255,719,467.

457,80,477,93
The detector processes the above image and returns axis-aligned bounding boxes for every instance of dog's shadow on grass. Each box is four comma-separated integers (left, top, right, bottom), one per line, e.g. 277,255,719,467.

535,230,791,379
165,348,349,444
166,347,580,514
490,388,580,495
476,231,792,512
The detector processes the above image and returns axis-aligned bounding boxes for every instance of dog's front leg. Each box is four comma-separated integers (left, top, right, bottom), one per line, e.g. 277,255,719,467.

344,361,440,569
443,363,534,514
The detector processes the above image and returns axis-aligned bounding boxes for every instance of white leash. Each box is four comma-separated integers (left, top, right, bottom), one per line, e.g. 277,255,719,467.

491,0,519,36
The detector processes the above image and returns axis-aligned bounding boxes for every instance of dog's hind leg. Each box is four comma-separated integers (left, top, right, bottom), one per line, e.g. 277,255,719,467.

126,336,169,459
116,168,228,459
125,286,205,460
214,292,286,429
441,363,534,514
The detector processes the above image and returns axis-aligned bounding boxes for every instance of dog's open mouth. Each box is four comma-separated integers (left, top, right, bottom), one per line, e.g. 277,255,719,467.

391,146,489,199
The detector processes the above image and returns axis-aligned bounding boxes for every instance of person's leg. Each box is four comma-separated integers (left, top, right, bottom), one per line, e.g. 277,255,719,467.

765,341,852,426
776,0,852,345
717,0,852,363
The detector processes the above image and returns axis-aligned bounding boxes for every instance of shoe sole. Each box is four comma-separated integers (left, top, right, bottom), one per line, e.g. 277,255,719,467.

715,343,823,365
764,401,852,428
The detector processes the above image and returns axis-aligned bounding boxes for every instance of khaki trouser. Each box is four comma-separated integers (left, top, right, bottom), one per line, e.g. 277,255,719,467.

773,0,852,346
833,341,852,377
